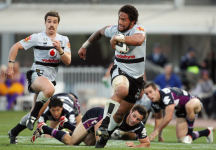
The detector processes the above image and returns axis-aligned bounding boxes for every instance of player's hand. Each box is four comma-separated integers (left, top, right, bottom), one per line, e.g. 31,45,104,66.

5,67,14,79
51,39,61,51
126,142,135,147
158,137,165,142
149,130,159,141
110,35,117,50
78,47,87,60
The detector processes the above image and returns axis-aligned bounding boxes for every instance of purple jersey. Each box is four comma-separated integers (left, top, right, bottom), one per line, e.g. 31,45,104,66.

152,87,196,113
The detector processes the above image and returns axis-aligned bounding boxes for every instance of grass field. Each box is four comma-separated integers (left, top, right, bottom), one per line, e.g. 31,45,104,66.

0,111,215,150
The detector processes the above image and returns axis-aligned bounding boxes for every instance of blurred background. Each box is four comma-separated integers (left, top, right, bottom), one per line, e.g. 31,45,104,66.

0,0,216,119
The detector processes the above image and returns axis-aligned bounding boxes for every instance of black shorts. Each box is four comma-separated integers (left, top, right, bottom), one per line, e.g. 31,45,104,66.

26,70,56,93
81,107,104,133
110,65,145,104
175,108,187,118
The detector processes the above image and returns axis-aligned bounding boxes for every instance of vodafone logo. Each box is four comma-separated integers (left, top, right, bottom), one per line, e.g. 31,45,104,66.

48,49,57,58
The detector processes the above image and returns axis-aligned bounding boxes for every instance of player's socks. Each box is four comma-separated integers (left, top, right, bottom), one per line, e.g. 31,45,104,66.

192,129,210,141
30,101,44,118
101,99,120,128
186,116,195,135
63,122,76,132
11,123,26,136
42,126,67,142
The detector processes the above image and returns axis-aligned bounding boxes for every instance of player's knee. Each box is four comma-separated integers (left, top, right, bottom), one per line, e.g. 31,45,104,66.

177,137,185,142
43,87,55,98
63,135,74,145
114,85,129,98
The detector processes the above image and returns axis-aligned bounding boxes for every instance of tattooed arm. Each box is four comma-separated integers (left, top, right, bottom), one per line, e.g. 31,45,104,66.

78,26,107,60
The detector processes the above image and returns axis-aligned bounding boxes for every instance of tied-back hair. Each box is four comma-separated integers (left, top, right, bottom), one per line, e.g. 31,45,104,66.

144,82,157,90
132,104,148,120
49,97,63,108
119,5,139,24
45,11,60,23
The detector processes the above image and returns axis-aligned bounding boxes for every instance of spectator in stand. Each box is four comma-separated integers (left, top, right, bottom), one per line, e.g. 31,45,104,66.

179,47,200,91
0,65,8,96
200,50,216,84
180,47,199,73
191,70,214,118
154,63,182,89
5,62,26,110
147,43,168,67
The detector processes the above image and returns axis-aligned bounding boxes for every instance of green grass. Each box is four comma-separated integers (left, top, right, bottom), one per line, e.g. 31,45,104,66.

0,111,215,150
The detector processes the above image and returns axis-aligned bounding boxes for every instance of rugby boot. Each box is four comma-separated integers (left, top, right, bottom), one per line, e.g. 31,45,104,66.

8,130,17,144
31,122,46,143
26,116,36,130
206,126,214,143
182,135,193,144
95,136,108,148
96,126,109,139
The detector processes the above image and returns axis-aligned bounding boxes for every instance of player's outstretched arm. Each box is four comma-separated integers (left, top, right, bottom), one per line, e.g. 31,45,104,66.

5,42,24,79
153,110,165,142
78,26,107,60
126,136,150,148
149,104,175,141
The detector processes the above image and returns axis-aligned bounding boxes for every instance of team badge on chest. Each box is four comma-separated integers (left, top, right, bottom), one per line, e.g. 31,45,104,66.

48,49,57,58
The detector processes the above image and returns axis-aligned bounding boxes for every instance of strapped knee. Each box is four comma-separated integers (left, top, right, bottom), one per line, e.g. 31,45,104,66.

112,75,129,94
36,92,49,104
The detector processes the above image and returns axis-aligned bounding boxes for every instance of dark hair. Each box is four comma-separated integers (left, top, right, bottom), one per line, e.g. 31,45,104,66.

118,5,139,24
45,11,60,23
144,82,157,90
132,104,148,120
49,97,63,108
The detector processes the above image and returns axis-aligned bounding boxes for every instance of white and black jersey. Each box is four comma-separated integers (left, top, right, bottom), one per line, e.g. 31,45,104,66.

105,25,146,79
38,93,80,125
19,31,71,81
152,87,196,113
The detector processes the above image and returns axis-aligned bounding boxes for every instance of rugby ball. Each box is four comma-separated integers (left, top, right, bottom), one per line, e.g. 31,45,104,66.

115,42,129,54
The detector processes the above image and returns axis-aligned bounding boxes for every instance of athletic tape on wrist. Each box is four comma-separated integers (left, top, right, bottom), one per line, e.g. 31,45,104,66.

82,40,91,49
115,34,125,43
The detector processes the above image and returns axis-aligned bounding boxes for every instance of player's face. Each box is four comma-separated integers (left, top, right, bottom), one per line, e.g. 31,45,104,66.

45,16,59,36
127,110,143,126
118,12,135,32
144,86,159,103
49,106,63,119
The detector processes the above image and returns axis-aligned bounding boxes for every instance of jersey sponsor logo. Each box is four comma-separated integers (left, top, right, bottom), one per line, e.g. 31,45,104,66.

106,25,113,28
23,36,32,42
91,120,98,125
67,42,71,48
141,128,147,138
42,59,59,63
164,96,171,105
116,54,135,59
136,26,145,32
48,49,57,58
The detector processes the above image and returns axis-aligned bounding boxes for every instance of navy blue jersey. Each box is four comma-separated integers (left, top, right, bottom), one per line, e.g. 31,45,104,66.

152,87,196,113
38,93,80,125
82,107,147,139
118,113,147,139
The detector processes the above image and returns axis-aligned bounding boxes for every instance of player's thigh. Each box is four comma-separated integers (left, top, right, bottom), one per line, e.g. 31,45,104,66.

71,122,88,145
31,76,55,94
83,132,96,146
185,98,202,114
176,117,187,142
